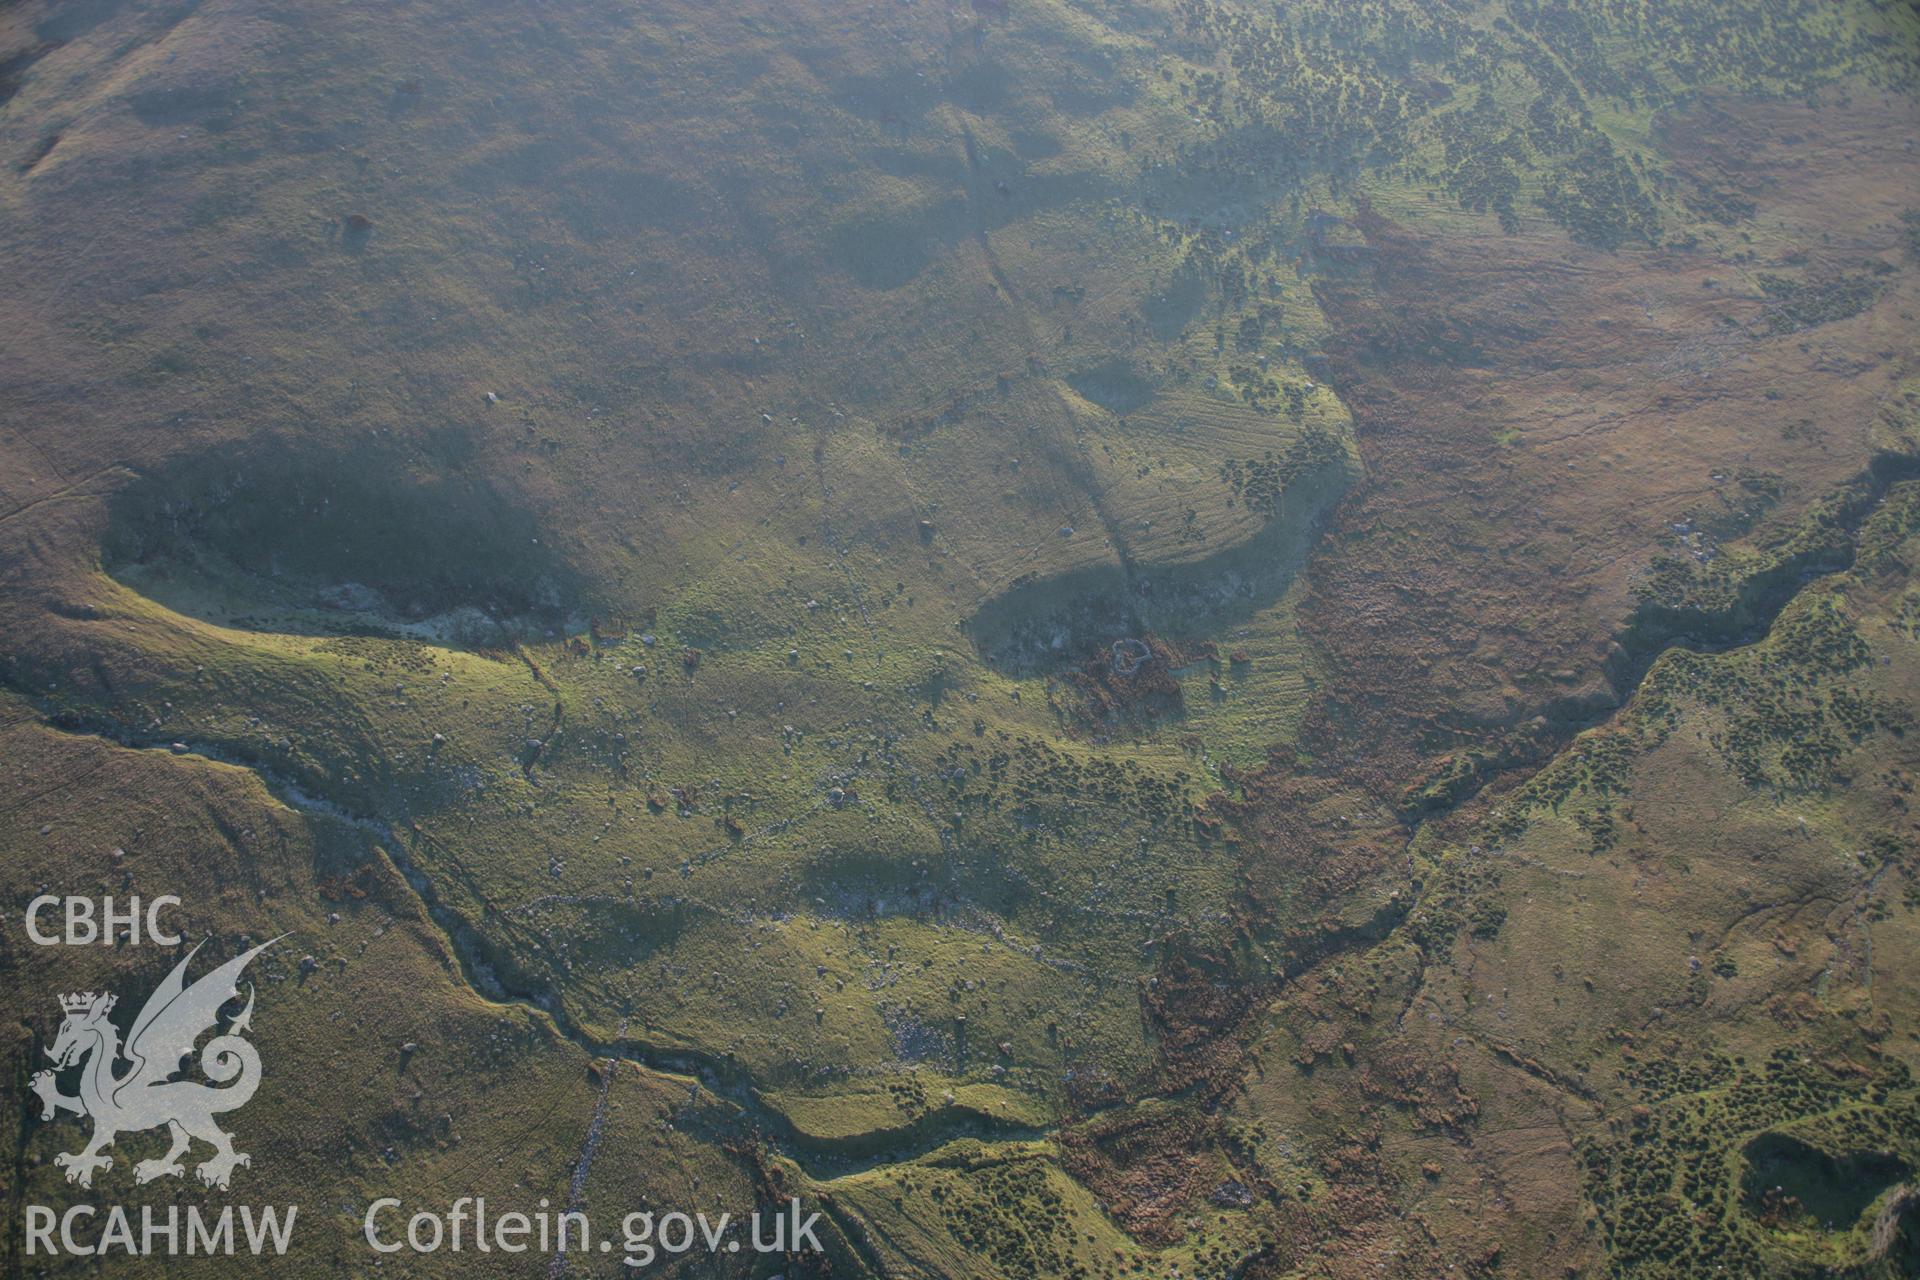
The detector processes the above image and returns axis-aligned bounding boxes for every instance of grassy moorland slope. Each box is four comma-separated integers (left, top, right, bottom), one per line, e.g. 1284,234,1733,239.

1,1,1918,1276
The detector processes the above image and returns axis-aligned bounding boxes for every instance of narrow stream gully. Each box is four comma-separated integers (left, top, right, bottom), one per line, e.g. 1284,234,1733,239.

1421,448,1920,824
12,700,1047,1183
1596,450,1919,718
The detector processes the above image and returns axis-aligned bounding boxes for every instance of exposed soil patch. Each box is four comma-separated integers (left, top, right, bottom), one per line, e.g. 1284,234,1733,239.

1058,1104,1220,1245
1059,634,1205,729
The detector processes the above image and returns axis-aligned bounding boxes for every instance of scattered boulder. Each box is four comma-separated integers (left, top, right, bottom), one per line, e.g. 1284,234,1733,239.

1211,1179,1255,1208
